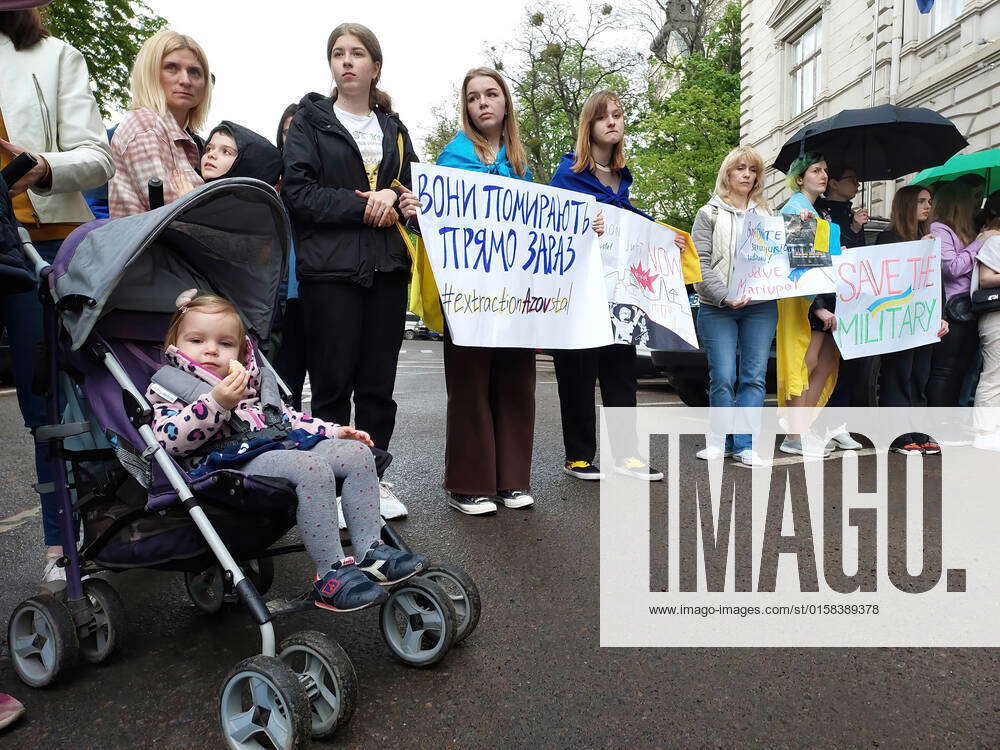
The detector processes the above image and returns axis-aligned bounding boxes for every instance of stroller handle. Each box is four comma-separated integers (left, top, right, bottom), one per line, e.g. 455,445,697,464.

18,226,51,275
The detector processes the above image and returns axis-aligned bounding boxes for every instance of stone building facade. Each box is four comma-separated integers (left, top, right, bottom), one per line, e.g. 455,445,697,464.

740,0,1000,215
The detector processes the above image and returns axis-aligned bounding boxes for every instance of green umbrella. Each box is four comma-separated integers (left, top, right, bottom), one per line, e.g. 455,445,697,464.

910,148,1000,194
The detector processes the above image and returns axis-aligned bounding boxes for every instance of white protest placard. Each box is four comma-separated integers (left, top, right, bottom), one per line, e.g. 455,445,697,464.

599,205,698,349
832,239,941,360
726,216,836,301
412,163,612,348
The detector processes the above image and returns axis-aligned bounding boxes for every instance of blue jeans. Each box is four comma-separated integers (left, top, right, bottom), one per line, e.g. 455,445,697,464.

696,300,777,454
1,238,62,545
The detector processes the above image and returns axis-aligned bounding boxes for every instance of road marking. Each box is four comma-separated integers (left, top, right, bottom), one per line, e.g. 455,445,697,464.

0,505,41,534
400,349,407,354
420,349,432,354
0,388,15,396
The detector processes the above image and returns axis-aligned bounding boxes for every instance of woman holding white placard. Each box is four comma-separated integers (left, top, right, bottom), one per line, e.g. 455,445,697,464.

691,146,774,467
548,90,682,482
436,68,537,516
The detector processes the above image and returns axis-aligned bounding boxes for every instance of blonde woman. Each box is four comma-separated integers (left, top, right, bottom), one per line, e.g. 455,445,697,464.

109,30,212,217
691,146,774,466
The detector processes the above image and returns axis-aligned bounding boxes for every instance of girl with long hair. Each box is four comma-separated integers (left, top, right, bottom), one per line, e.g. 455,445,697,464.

549,90,681,480
435,67,536,515
281,23,420,515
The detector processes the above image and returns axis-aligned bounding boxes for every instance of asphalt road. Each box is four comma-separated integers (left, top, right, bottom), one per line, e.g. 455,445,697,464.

0,342,997,748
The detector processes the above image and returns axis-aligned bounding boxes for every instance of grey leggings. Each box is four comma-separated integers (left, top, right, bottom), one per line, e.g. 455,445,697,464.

241,438,382,574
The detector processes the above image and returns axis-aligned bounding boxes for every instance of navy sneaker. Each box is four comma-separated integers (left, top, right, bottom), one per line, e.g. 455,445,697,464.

356,542,428,586
313,558,388,612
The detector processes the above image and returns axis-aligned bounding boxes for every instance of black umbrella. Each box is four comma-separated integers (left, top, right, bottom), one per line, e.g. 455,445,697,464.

773,105,967,180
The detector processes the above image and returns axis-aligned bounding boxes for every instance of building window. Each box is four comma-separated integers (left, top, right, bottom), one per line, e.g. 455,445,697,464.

929,0,964,36
789,22,821,116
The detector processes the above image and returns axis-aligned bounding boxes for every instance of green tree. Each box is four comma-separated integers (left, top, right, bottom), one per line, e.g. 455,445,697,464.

42,0,167,119
421,98,459,163
629,2,740,228
489,3,642,183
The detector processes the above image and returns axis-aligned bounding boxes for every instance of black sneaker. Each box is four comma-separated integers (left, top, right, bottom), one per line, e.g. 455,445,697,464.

562,460,605,480
448,493,498,515
313,558,388,612
613,457,664,481
496,489,535,508
356,541,427,585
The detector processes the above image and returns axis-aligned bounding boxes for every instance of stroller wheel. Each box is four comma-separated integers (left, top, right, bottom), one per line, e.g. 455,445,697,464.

80,578,127,664
219,655,309,750
184,565,226,614
8,595,79,687
278,630,357,738
243,557,275,598
422,563,481,643
379,575,457,668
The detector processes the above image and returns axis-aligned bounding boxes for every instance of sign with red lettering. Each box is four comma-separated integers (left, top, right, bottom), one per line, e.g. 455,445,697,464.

598,205,698,349
832,239,941,359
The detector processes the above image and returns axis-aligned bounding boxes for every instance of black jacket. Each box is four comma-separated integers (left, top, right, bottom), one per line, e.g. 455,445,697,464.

814,196,866,249
281,93,418,287
0,174,35,296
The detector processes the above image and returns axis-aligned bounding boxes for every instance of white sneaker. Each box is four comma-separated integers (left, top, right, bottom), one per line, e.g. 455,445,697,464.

378,480,408,519
496,489,535,508
41,556,67,593
448,493,498,515
736,449,767,467
780,436,832,458
696,446,732,460
828,431,862,450
336,496,347,529
973,432,1000,452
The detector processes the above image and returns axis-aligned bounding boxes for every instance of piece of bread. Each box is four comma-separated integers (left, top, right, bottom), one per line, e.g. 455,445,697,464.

229,359,246,375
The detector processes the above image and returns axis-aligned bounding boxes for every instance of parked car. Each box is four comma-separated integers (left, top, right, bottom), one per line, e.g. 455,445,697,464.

403,312,421,340
652,291,884,406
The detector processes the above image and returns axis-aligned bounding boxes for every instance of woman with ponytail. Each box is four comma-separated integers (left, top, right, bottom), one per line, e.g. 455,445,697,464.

281,23,421,515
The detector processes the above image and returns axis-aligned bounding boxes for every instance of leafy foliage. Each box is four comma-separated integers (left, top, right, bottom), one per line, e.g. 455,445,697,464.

420,1,741,230
42,0,168,119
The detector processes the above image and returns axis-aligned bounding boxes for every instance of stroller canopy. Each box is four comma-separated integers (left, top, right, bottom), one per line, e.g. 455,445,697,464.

51,179,290,350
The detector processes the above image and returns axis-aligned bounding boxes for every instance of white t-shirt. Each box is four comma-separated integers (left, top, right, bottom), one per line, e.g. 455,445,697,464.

333,104,385,189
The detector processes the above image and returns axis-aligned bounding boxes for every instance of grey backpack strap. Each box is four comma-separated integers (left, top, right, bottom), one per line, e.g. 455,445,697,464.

149,366,213,406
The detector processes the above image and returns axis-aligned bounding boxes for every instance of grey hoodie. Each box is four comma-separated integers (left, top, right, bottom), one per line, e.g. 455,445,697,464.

692,194,769,307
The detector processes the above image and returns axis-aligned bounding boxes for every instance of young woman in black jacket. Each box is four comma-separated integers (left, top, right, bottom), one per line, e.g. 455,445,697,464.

281,23,419,507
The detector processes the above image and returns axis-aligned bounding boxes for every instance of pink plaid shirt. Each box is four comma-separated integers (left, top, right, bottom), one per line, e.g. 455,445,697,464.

109,108,203,218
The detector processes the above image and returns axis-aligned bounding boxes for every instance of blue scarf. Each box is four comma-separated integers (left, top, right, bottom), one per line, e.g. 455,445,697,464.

436,131,532,181
548,153,652,220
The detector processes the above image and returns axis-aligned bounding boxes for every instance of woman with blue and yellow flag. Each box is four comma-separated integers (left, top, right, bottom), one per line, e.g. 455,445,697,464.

433,68,538,517
776,153,841,456
549,90,700,483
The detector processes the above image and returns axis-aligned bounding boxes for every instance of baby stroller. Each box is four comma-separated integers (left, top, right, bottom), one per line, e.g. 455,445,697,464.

6,179,480,749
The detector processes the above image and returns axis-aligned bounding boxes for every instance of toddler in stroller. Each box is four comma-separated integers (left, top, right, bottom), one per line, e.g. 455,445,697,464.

148,290,426,611
7,180,480,749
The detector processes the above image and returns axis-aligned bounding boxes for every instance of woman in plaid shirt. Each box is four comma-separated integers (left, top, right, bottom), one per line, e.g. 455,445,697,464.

109,30,212,218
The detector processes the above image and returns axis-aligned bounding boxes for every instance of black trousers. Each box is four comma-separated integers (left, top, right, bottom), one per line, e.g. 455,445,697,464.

927,319,979,407
552,344,637,462
879,343,933,446
299,271,407,452
274,298,308,411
